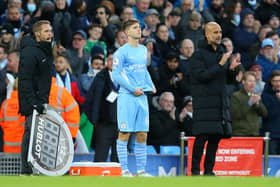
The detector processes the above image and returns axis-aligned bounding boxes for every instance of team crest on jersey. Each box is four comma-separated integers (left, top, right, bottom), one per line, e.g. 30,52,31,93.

113,58,119,65
120,122,127,129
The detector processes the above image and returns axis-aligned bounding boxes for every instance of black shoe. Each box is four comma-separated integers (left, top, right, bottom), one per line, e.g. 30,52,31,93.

191,171,200,176
204,171,215,176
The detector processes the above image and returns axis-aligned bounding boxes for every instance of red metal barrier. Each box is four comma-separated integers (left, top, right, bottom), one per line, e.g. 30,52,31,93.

187,137,263,176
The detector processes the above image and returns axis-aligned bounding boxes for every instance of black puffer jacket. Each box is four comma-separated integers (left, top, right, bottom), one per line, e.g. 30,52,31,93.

18,35,53,116
189,40,234,136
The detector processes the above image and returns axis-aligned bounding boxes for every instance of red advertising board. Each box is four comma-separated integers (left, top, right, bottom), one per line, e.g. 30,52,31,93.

187,137,263,176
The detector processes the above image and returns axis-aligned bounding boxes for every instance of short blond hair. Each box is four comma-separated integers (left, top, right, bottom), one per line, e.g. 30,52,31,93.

32,20,51,34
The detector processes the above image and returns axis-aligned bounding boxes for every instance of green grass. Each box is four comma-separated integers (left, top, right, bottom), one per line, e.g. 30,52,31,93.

1,176,280,187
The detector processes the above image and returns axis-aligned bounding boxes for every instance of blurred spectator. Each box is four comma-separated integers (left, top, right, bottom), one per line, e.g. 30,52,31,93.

266,31,280,62
179,38,194,74
132,0,151,29
177,95,193,136
261,70,280,154
143,8,160,36
4,5,23,38
179,11,204,48
6,49,19,78
243,0,260,11
255,0,280,25
153,23,177,61
142,37,159,69
207,0,226,24
36,0,56,24
143,38,160,97
180,0,194,14
0,23,19,51
84,24,107,55
22,0,40,25
108,29,127,52
249,64,265,94
69,0,89,31
0,79,25,153
101,0,121,26
53,0,73,49
49,77,80,141
231,71,267,137
233,9,258,70
0,44,8,71
165,8,181,42
249,24,273,63
158,52,189,107
79,54,104,96
148,91,180,153
92,5,117,47
0,1,7,17
256,38,280,81
221,37,234,52
226,54,244,97
221,38,243,97
120,6,134,22
222,0,243,39
90,44,105,59
268,14,280,34
177,0,213,42
150,0,173,21
54,52,85,105
7,0,22,9
66,30,90,77
84,52,119,162
5,50,19,98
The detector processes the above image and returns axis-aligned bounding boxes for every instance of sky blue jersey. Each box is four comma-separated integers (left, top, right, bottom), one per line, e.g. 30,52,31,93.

112,43,155,94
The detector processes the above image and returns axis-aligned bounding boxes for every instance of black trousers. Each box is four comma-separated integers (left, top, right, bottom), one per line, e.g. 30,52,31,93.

21,115,33,174
0,127,3,152
93,122,118,162
191,135,221,175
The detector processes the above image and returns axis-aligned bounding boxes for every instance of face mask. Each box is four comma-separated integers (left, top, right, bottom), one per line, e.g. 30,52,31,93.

93,69,101,75
27,3,36,13
248,0,257,7
233,14,241,26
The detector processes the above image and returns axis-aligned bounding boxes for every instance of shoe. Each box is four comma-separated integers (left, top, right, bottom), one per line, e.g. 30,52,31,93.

122,170,134,177
204,171,216,176
137,171,153,177
191,172,200,176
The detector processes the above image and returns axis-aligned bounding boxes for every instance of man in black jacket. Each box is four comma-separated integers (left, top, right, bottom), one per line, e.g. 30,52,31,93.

83,52,119,162
189,22,240,176
18,20,53,174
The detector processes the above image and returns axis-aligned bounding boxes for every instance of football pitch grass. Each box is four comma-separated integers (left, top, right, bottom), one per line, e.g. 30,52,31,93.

1,176,280,187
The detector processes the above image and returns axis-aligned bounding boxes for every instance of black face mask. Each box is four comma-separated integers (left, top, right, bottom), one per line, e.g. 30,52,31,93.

8,20,21,28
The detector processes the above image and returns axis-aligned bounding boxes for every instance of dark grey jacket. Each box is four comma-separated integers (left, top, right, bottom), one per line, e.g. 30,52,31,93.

189,40,235,136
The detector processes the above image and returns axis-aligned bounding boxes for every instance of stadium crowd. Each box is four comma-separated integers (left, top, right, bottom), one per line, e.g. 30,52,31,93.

0,0,280,158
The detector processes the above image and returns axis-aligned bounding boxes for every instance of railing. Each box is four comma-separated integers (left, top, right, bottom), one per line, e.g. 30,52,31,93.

179,132,271,176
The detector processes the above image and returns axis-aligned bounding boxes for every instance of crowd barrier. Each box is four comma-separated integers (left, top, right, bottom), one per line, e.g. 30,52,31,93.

1,133,280,176
180,132,271,176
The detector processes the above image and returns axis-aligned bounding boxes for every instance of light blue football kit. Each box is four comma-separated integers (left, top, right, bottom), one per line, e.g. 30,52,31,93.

112,43,155,132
